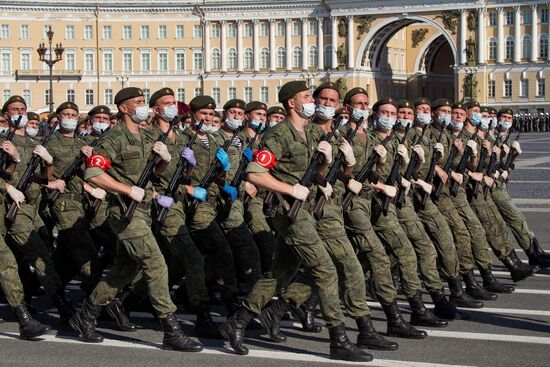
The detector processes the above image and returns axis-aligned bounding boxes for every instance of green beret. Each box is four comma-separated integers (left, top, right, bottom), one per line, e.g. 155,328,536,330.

88,105,111,117
489,107,497,115
47,113,57,122
313,82,340,98
114,87,144,106
372,97,397,113
56,101,79,114
2,95,26,114
343,87,368,106
413,97,431,108
149,88,174,108
110,113,118,120
497,108,514,117
223,99,246,111
464,100,480,110
245,101,267,113
431,98,452,110
213,111,221,118
396,99,414,110
452,102,467,112
278,80,308,103
480,106,490,113
267,106,286,116
335,107,349,116
189,95,216,112
27,112,39,121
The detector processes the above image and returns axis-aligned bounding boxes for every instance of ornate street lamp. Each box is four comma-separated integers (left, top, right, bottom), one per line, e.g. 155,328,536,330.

37,26,64,113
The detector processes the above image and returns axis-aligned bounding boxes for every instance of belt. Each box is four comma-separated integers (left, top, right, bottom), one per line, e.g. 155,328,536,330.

58,192,84,201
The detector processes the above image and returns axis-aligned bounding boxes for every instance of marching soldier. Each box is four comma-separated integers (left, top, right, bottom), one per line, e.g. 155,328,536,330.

266,106,286,128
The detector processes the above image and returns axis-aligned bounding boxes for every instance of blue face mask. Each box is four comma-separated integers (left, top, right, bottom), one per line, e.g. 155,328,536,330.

470,112,482,125
416,113,431,126
376,116,396,131
449,119,464,131
250,119,265,132
437,114,451,126
498,119,512,130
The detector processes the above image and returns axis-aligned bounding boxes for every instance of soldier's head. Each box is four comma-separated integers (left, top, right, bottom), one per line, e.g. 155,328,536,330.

478,106,491,131
497,108,514,131
278,80,314,121
0,114,8,134
56,102,79,133
150,88,178,123
464,100,482,127
3,95,27,130
450,102,467,132
372,97,397,132
88,105,111,135
488,107,498,129
396,100,414,131
266,106,286,127
25,112,40,138
115,87,148,124
431,98,452,128
223,99,246,131
413,97,431,127
212,111,221,128
189,95,217,134
109,113,119,128
343,87,369,125
245,101,267,133
335,108,350,125
313,82,340,122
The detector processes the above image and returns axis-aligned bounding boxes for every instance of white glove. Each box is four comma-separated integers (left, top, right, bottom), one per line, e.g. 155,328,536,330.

339,139,356,167
467,140,478,157
512,141,522,154
502,144,510,155
81,146,93,158
46,179,66,193
129,185,145,202
316,141,333,164
33,145,53,165
494,171,500,180
374,145,387,164
153,141,171,162
292,183,310,201
317,182,333,200
412,179,432,194
412,144,425,164
383,184,397,198
90,188,107,200
400,177,411,195
6,185,25,207
397,144,410,165
434,142,444,156
501,170,509,181
347,179,362,194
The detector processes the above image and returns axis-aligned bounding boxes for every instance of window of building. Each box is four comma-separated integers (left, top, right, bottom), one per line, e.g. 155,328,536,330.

194,87,202,97
1,51,10,72
23,89,30,105
488,38,497,60
85,53,94,72
85,89,94,105
159,51,168,71
260,47,269,69
176,52,185,71
193,50,203,70
537,78,546,96
66,25,75,40
212,87,220,104
277,47,285,68
520,79,529,97
103,25,112,40
244,48,253,69
103,52,113,72
140,25,150,39
503,79,512,97
176,25,184,38
260,86,268,103
244,87,252,103
84,25,93,40
488,12,497,26
488,80,496,98
0,25,9,39
123,25,132,40
293,46,302,69
193,25,202,39
211,23,220,38
65,52,75,71
309,20,318,35
324,45,333,68
540,34,548,58
505,11,514,25
2,89,9,103
522,8,532,24
277,22,285,37
141,52,151,71
177,88,185,101
158,25,167,39
227,22,236,38
123,52,132,72
143,88,150,104
20,24,28,39
244,22,253,38
212,48,220,70
44,90,50,106
522,35,532,59
259,22,268,37
228,48,237,69
66,89,75,103
541,8,549,23
293,21,302,36
228,87,236,100
505,36,514,59
104,89,113,105
309,46,318,68
21,52,30,70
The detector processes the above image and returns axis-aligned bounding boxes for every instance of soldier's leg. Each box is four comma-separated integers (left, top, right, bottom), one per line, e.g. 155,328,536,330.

245,195,276,274
88,201,117,271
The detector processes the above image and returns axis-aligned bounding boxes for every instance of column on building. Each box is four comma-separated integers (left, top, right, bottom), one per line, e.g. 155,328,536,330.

317,17,324,70
237,20,244,72
347,15,354,69
301,18,308,70
204,21,211,73
477,9,485,64
531,4,539,61
253,20,260,72
459,9,467,64
269,19,276,71
285,19,292,71
497,8,504,63
514,7,521,63
331,16,338,69
221,20,227,72
548,4,550,62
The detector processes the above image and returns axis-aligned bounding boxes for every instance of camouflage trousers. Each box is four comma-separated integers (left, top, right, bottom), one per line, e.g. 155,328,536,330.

0,236,25,307
344,192,397,305
88,200,117,270
244,194,276,275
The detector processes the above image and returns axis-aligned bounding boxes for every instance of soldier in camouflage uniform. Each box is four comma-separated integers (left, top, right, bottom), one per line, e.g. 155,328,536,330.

69,87,202,352
220,80,372,362
266,106,286,128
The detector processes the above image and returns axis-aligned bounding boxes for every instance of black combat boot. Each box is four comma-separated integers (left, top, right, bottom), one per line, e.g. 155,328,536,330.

195,303,222,339
462,271,497,301
69,298,104,343
448,277,483,308
219,307,253,355
355,316,398,351
160,314,203,352
391,266,403,295
479,267,515,293
429,289,462,320
502,250,540,282
408,291,447,328
290,302,323,333
259,298,290,342
14,303,51,340
53,291,75,326
105,298,137,332
329,324,373,362
382,301,427,339
525,239,550,268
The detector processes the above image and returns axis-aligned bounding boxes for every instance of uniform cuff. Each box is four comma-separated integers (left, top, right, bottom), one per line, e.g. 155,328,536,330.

247,162,269,174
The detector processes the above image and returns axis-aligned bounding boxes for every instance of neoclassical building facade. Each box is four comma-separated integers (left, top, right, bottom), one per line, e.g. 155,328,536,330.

0,0,548,114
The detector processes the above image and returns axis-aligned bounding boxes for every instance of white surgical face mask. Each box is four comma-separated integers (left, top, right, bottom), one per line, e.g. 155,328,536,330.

339,118,349,126
177,124,187,133
470,112,482,125
11,114,28,128
397,118,413,129
268,119,279,127
0,126,8,134
61,118,78,131
131,105,149,123
200,123,219,134
296,102,316,119
480,117,490,131
93,122,109,134
449,119,464,131
437,114,451,126
25,127,38,137
315,104,336,120
250,119,266,132
498,119,512,130
161,105,178,121
224,116,243,131
352,108,369,122
376,116,397,130
416,113,431,126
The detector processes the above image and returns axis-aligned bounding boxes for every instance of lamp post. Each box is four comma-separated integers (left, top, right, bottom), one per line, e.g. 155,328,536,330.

115,75,129,88
463,66,478,102
36,26,64,113
301,71,315,92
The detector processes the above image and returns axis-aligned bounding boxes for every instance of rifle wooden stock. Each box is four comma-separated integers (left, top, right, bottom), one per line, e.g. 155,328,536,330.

380,125,409,213
395,125,427,207
0,125,17,181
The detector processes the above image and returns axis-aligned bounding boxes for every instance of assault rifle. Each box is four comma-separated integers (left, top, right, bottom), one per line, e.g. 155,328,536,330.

395,125,428,208
341,124,398,212
0,118,20,180
432,129,463,200
312,118,362,220
418,124,446,207
449,127,479,196
156,121,203,225
123,116,180,222
501,131,521,184
6,121,59,223
379,124,408,214
483,127,508,198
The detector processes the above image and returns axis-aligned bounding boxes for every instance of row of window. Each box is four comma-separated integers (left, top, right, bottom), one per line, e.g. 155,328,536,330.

487,7,549,26
487,34,549,60
487,78,545,98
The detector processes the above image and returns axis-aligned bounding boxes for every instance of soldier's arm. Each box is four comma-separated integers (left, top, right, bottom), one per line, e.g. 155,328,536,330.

247,171,295,196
